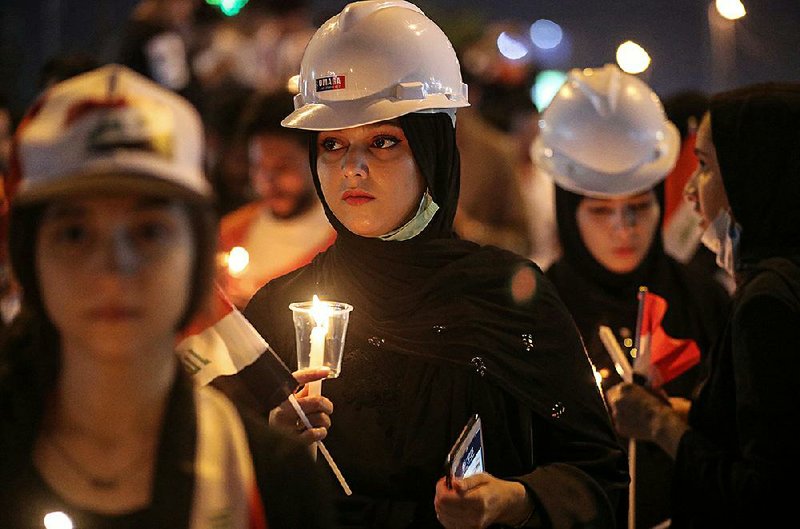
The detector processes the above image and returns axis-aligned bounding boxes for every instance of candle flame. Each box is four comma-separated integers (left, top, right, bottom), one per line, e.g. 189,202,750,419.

226,246,250,276
310,295,332,330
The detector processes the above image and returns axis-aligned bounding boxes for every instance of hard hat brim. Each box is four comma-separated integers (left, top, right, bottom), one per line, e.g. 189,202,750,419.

282,94,469,131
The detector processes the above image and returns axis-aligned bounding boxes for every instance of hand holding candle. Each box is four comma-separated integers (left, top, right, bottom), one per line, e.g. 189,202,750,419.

290,295,352,379
290,295,352,461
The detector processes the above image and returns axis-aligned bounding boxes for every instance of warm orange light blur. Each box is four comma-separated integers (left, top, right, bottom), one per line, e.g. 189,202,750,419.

44,512,73,529
715,0,746,20
225,246,250,276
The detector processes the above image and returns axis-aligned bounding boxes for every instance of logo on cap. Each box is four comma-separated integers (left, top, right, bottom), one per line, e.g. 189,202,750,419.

64,100,173,159
316,75,346,92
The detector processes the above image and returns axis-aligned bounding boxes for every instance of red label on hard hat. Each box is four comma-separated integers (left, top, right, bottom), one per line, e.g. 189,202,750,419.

316,75,346,92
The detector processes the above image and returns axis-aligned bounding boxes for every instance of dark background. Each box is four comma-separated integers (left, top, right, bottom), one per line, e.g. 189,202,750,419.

1,0,798,119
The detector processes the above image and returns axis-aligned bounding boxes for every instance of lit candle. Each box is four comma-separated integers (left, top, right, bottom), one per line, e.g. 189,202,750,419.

308,326,326,397
307,295,331,398
226,246,250,276
598,325,633,383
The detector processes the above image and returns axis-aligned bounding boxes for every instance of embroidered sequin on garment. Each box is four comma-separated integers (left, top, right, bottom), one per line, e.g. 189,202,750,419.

522,333,534,352
470,356,487,377
368,336,386,347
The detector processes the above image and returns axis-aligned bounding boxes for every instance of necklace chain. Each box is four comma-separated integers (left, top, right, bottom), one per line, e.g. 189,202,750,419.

45,434,149,490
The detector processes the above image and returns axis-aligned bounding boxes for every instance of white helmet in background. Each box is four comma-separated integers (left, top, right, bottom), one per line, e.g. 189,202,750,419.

532,63,679,198
281,0,469,131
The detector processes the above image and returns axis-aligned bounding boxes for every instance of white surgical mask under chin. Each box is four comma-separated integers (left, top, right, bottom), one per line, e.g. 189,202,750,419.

700,208,741,277
378,190,439,241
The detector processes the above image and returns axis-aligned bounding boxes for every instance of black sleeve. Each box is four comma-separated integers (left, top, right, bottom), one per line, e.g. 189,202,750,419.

506,272,628,528
673,290,799,525
509,411,622,529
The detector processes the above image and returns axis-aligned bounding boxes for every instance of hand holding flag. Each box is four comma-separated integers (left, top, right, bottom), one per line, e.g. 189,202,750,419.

633,288,701,388
177,284,352,495
600,286,701,529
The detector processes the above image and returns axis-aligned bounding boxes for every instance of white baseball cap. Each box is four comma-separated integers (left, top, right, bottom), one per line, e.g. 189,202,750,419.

11,64,212,205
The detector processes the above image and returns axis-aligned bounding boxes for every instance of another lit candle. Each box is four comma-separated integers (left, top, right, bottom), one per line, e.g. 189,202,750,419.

307,295,332,397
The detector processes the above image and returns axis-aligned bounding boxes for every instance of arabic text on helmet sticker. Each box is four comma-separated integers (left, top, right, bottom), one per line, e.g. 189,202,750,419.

316,75,346,92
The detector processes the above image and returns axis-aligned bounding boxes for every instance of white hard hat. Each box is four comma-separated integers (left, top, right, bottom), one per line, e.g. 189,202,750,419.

532,63,679,198
12,64,212,205
281,0,469,131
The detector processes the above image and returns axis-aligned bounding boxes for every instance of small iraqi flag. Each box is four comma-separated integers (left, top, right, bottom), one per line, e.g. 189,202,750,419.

176,284,297,407
633,288,701,387
662,132,704,263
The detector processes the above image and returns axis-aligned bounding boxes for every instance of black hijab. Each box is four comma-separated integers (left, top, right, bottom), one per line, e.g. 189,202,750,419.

247,112,620,450
710,83,800,266
546,182,728,394
300,113,469,319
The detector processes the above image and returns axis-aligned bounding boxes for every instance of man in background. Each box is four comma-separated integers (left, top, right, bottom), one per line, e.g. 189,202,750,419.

217,91,334,308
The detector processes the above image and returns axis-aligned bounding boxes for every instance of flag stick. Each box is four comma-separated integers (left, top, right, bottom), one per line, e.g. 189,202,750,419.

287,393,352,496
306,381,322,461
627,286,649,529
627,439,636,529
598,324,636,528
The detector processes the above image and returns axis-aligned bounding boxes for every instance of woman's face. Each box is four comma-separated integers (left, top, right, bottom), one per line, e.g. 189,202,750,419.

316,121,426,237
576,191,661,274
685,114,730,230
36,194,195,359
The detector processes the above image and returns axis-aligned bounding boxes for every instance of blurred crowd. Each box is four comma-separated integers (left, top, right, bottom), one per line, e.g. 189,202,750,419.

1,1,797,528
0,0,729,317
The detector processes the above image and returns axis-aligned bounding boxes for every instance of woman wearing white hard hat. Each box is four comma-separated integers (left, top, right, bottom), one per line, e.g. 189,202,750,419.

534,64,729,529
0,65,330,529
233,2,627,528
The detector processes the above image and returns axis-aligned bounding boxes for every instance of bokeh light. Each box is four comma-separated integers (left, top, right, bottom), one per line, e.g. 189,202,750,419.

44,512,73,529
286,74,300,94
616,40,651,74
529,19,563,50
497,32,529,60
227,246,250,276
715,0,746,20
531,70,567,110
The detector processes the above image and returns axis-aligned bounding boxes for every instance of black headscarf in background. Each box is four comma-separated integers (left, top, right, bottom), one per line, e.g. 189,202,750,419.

710,83,800,266
546,183,728,394
246,112,623,469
